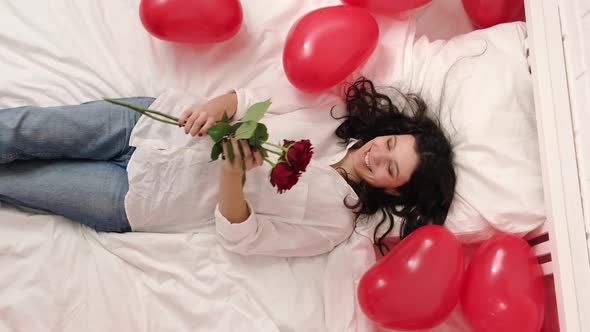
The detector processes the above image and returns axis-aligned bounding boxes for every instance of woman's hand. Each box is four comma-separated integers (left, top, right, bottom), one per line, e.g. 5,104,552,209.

221,135,264,175
178,92,238,137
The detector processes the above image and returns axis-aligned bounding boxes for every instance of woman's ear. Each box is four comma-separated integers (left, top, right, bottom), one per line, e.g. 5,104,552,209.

385,188,400,196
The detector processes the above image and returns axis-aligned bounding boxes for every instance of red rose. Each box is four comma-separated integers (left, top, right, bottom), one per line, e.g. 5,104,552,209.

270,162,300,193
284,139,313,172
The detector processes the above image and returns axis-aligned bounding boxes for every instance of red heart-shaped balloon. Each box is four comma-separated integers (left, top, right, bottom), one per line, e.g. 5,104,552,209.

357,225,464,330
283,5,379,92
461,0,525,29
140,0,243,43
461,233,544,332
342,0,432,16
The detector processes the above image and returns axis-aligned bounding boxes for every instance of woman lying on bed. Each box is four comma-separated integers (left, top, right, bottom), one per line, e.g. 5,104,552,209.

0,78,455,257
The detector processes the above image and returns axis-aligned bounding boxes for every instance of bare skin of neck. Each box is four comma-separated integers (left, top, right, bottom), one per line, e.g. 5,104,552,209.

331,149,359,182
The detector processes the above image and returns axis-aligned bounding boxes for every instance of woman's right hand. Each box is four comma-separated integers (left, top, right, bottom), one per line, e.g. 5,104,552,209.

220,135,264,175
178,92,238,137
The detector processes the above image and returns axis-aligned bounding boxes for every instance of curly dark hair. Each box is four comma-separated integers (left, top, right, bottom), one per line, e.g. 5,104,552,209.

332,77,456,255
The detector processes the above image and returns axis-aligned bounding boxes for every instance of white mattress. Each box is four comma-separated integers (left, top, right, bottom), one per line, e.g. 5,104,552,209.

0,1,475,331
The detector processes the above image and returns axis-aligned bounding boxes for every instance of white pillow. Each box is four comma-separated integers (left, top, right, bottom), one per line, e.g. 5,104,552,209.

406,22,545,242
358,22,545,244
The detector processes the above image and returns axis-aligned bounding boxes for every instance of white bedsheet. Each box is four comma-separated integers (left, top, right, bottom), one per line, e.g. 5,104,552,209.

0,0,472,331
0,204,377,331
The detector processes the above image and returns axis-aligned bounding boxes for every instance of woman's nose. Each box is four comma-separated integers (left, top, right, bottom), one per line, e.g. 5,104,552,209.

374,148,386,167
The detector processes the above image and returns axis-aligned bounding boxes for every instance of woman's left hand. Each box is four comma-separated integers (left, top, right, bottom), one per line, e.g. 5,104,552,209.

221,135,264,175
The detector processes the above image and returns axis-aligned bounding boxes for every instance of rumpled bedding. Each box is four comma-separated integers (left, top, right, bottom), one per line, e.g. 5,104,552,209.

0,0,473,331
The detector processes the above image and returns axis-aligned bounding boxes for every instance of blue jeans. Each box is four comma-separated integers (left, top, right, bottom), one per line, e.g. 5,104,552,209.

0,97,155,232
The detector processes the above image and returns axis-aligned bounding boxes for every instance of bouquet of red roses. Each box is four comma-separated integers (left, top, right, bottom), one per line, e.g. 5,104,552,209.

104,98,313,193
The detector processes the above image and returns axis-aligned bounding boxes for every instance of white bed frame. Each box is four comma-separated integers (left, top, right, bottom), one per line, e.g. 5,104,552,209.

525,0,590,330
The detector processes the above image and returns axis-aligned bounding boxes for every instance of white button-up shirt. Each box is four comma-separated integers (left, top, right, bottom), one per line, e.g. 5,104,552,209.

125,87,359,257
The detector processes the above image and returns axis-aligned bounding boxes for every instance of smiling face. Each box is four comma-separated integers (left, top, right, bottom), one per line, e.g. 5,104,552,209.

351,135,420,192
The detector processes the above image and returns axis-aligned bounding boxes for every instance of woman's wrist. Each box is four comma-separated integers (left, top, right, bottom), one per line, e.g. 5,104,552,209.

220,167,243,179
219,168,249,224
215,91,238,120
220,164,245,176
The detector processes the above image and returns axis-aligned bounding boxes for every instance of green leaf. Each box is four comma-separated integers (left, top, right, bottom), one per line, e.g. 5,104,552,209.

234,121,258,139
221,111,230,123
249,123,269,146
230,123,241,132
210,141,223,161
241,99,271,123
208,122,231,143
258,124,269,141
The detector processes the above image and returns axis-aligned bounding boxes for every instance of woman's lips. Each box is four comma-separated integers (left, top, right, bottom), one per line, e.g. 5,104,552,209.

364,149,372,171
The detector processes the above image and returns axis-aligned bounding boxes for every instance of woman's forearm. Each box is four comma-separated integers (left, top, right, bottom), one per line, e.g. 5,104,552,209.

218,170,250,224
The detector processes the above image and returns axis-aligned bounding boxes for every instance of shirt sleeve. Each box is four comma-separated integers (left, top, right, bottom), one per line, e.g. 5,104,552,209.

231,85,344,121
214,200,354,257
